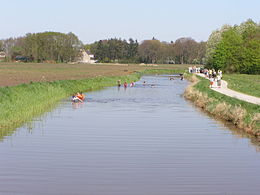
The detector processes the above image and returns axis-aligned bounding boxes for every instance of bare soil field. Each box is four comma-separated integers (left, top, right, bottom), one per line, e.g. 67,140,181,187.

0,62,189,87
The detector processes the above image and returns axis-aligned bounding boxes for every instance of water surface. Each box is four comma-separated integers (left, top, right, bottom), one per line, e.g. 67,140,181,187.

1,76,260,195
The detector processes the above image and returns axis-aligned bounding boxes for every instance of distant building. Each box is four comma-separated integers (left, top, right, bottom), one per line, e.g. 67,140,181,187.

0,51,6,61
77,49,96,64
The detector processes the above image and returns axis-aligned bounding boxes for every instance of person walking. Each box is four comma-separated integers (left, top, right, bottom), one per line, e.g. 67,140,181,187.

209,69,212,78
217,75,221,88
218,70,223,79
209,77,214,88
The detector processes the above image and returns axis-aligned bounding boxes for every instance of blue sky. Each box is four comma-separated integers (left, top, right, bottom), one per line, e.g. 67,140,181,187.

2,0,260,43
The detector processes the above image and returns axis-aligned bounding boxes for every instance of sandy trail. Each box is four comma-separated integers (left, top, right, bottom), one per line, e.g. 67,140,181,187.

196,73,260,105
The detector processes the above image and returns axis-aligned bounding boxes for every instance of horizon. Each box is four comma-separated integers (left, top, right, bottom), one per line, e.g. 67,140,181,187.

1,0,260,44
1,30,210,44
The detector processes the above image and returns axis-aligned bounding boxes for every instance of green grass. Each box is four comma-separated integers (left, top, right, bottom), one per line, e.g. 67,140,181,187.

194,76,260,114
0,69,183,141
191,75,260,134
224,74,260,98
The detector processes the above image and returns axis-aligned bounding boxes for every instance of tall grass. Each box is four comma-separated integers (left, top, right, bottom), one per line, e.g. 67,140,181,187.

184,75,260,136
0,69,183,140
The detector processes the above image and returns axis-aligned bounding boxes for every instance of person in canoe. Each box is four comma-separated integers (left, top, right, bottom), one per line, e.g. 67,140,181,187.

72,93,81,102
77,92,85,101
72,92,85,102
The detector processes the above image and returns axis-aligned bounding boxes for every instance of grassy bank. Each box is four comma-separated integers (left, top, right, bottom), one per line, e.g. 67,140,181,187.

0,69,182,140
184,74,260,137
224,74,260,97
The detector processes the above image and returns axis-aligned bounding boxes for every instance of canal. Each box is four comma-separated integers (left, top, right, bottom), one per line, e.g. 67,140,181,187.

0,75,260,195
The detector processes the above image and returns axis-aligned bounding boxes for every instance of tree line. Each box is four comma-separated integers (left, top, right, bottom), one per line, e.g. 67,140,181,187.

0,19,259,75
87,38,139,63
205,19,260,74
87,37,206,64
1,34,206,65
0,32,82,62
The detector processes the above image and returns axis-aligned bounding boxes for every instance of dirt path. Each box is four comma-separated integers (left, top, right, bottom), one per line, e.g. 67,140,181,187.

196,73,260,105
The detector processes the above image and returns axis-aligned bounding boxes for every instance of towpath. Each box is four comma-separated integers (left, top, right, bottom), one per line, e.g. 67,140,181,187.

196,73,260,105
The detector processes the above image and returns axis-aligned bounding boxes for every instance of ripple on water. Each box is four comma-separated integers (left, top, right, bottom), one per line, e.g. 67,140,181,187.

0,76,260,195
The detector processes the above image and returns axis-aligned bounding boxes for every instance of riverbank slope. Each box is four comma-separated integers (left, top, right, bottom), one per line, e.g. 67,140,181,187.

184,74,260,137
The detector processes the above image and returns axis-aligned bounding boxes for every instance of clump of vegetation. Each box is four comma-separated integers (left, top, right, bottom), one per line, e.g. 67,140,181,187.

184,75,260,136
1,32,82,63
205,19,260,74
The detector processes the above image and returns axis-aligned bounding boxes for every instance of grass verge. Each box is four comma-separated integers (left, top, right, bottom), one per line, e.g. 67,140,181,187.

0,69,182,141
184,74,260,137
224,74,260,98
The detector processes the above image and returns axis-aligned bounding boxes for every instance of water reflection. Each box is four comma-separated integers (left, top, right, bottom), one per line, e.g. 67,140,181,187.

71,101,84,109
0,75,260,195
191,105,260,150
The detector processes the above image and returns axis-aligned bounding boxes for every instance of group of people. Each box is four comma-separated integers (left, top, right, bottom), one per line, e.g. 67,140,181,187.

188,67,223,88
71,75,183,103
188,66,200,74
117,80,135,88
203,69,223,88
169,74,184,81
202,69,222,79
71,80,136,102
72,92,85,102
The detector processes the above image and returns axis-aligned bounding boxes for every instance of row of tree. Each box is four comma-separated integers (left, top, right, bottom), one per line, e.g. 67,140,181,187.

88,38,139,63
87,37,206,64
205,19,260,74
1,19,259,74
1,34,205,65
0,32,82,62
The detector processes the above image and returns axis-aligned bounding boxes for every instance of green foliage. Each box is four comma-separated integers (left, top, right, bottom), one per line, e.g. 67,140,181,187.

138,38,206,64
10,45,23,58
138,39,162,63
90,38,139,63
2,32,206,65
1,32,82,63
205,24,232,66
206,19,260,74
22,32,82,62
88,37,206,64
212,29,243,72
